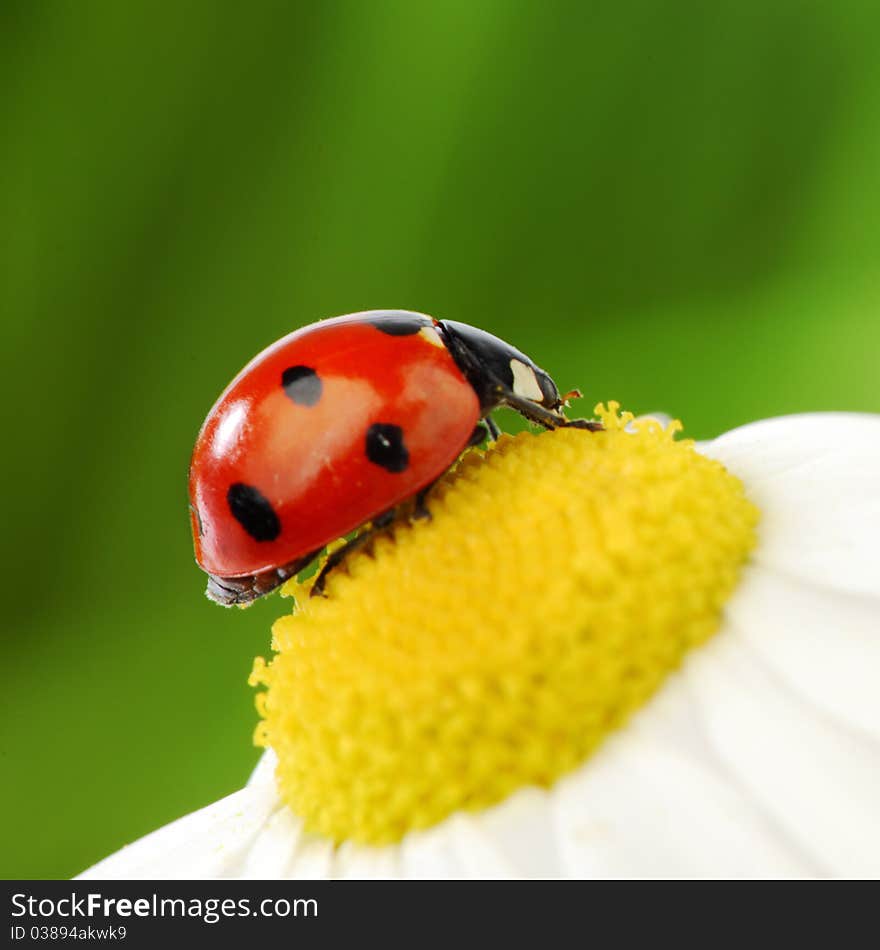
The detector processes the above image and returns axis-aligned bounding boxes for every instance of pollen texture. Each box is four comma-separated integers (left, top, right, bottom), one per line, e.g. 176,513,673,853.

250,403,758,845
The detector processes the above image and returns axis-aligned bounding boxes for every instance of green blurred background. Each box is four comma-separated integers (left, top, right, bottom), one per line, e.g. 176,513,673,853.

2,0,879,879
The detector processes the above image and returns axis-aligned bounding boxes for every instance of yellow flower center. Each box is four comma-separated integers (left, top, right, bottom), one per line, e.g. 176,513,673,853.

250,403,758,845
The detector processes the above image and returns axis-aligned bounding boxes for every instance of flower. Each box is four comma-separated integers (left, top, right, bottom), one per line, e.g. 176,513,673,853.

78,406,880,879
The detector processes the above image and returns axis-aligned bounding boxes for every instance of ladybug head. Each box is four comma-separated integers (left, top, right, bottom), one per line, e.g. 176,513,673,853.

437,319,562,414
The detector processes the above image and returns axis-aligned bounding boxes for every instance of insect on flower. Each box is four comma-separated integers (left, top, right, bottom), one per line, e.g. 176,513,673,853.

188,310,599,606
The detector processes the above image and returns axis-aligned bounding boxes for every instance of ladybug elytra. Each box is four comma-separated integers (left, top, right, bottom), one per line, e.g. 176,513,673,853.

188,310,598,606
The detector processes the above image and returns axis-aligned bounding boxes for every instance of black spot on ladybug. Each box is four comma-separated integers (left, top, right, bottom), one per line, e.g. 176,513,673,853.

227,483,281,542
370,314,432,336
365,423,409,473
281,365,322,407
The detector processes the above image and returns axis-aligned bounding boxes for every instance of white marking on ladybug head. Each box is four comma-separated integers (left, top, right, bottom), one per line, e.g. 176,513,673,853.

419,326,445,348
510,359,544,402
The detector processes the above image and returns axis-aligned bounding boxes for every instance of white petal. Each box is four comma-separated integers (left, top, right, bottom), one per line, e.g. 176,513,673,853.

401,788,563,879
400,799,568,879
282,834,336,879
237,807,304,878
77,779,282,880
332,841,402,880
401,813,518,879
444,813,522,878
702,413,880,598
398,822,467,879
685,631,880,878
550,680,816,879
461,787,563,878
247,747,278,787
726,565,880,738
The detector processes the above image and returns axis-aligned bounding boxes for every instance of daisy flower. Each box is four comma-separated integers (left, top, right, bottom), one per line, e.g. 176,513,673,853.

79,404,880,879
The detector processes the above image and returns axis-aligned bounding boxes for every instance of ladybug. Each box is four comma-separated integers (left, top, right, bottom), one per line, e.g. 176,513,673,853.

189,310,598,606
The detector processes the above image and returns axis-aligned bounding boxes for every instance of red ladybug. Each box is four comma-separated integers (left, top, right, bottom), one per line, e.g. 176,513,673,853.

189,310,597,606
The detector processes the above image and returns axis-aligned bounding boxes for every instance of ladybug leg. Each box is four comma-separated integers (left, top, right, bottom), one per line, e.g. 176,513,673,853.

467,422,489,447
206,572,284,607
310,509,397,599
413,480,439,521
563,417,605,431
464,417,500,449
499,390,603,431
414,420,499,525
206,546,322,607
